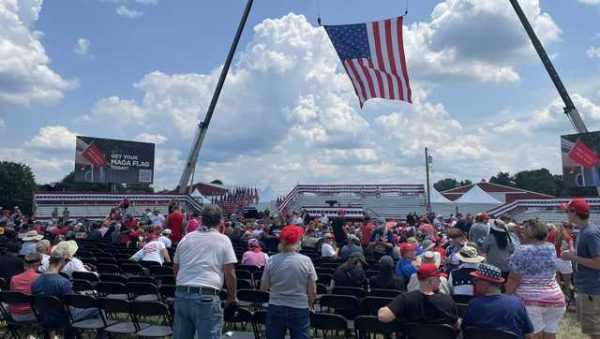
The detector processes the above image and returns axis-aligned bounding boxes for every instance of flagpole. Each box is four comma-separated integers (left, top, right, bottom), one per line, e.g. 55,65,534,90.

177,0,254,193
425,147,432,213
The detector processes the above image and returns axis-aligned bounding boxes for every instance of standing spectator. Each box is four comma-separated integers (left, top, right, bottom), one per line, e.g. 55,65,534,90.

166,206,184,243
150,209,165,227
290,211,302,225
395,243,417,281
36,240,51,273
260,225,317,339
461,263,534,339
332,252,367,288
469,213,490,250
19,231,43,256
9,252,41,322
369,255,405,290
0,242,24,283
360,218,376,247
340,235,364,260
320,233,338,259
158,229,173,249
560,199,600,339
173,205,238,339
242,238,269,268
378,263,458,327
547,223,574,294
62,207,70,221
186,212,201,233
331,209,348,247
448,245,484,296
131,234,171,265
481,219,515,281
506,219,565,339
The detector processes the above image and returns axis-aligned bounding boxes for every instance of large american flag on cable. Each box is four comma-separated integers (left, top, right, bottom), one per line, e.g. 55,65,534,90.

324,16,412,107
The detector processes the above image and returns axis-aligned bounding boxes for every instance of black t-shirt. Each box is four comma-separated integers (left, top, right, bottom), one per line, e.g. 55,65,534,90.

0,254,24,284
333,266,365,288
388,290,458,326
331,217,348,245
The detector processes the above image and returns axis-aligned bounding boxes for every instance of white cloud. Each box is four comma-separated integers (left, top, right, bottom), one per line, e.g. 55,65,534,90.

135,133,167,144
0,147,73,183
26,125,78,150
74,38,90,55
579,0,600,5
587,46,600,59
0,118,5,132
0,0,77,105
86,96,146,125
116,5,141,18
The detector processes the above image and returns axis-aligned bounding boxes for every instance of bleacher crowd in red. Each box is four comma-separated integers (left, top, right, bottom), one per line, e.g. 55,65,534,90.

0,197,598,339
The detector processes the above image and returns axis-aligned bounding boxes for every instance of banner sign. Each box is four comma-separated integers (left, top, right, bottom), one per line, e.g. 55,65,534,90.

561,132,600,187
74,136,155,184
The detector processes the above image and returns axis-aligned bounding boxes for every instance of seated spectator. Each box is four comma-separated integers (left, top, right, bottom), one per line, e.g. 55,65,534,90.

130,234,171,265
300,228,319,250
19,231,43,256
446,228,468,271
51,240,92,278
418,239,441,267
378,263,459,328
0,242,24,283
340,235,364,260
32,249,101,338
367,234,393,260
321,233,338,259
448,245,485,296
10,252,41,322
332,252,367,288
158,229,173,248
88,223,103,240
36,240,50,273
461,263,534,339
369,255,405,290
407,251,450,295
242,238,269,268
395,243,417,281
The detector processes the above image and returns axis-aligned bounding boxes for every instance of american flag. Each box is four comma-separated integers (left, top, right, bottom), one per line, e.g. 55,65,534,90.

325,16,412,107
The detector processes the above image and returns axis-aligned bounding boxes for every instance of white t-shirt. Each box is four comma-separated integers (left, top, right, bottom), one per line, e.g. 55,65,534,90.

174,229,237,290
132,240,167,264
321,243,336,258
158,236,172,248
61,257,89,277
151,214,165,226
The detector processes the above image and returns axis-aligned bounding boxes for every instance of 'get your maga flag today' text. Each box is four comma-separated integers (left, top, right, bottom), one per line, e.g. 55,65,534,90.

325,16,412,107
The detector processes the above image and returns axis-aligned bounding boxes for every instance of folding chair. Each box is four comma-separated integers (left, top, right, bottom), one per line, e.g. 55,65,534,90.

64,294,114,338
72,271,100,283
96,281,129,300
0,291,39,339
97,263,121,274
316,283,328,295
156,274,176,285
316,268,335,275
237,279,253,290
100,273,128,284
126,282,161,301
405,323,457,339
149,265,173,276
332,286,366,299
236,264,260,274
252,310,267,339
354,315,404,339
369,288,401,298
130,301,173,338
235,270,255,288
237,289,269,311
319,295,360,320
159,285,176,304
359,296,394,316
98,297,146,336
122,263,146,277
127,276,157,284
463,327,519,339
31,294,72,338
72,279,97,296
223,305,254,333
317,273,333,286
310,312,350,338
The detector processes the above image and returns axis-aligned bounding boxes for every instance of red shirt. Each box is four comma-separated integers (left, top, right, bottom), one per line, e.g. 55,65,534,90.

360,223,376,246
167,212,184,242
10,270,40,314
546,229,572,258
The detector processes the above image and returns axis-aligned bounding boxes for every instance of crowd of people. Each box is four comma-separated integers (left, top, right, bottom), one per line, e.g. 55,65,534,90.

0,197,598,339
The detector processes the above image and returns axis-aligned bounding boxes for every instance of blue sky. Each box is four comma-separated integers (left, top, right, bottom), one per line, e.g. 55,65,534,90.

1,0,600,194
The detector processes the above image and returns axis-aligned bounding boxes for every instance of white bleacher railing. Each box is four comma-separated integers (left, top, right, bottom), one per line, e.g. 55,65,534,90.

488,198,600,217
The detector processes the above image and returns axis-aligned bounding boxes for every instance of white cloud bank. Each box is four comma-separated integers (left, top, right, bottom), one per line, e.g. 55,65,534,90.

75,38,90,55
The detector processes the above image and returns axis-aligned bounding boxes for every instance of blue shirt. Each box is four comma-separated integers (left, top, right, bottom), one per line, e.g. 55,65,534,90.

461,294,533,339
395,258,416,280
31,273,73,327
19,242,37,256
575,223,600,295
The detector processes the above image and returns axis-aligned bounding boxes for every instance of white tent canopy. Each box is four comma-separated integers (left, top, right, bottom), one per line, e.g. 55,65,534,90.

455,185,502,204
429,186,452,203
191,189,211,204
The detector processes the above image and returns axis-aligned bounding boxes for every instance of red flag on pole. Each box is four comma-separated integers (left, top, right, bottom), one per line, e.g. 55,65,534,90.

568,140,600,169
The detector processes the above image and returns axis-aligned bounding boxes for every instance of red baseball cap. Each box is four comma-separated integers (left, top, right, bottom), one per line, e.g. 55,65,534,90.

561,198,590,214
279,225,304,245
417,263,441,280
399,242,417,256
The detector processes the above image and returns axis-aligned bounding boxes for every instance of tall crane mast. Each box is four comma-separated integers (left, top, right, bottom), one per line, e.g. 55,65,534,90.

508,0,588,134
177,0,254,193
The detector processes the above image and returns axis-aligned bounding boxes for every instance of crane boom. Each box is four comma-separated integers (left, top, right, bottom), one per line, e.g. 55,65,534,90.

508,0,588,133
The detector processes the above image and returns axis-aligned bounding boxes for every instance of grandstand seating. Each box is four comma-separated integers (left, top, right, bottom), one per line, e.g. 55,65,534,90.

488,198,600,223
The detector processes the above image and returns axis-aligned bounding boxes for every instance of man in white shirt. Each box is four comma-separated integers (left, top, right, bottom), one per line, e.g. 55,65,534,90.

321,233,338,259
158,229,172,249
173,205,238,339
150,210,165,227
130,234,171,265
291,211,303,225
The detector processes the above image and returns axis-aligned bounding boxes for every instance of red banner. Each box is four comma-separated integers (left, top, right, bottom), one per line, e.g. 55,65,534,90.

82,143,108,167
568,139,600,169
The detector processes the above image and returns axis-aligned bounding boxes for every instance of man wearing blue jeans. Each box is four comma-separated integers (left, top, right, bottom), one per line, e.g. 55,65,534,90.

173,205,238,339
261,225,317,339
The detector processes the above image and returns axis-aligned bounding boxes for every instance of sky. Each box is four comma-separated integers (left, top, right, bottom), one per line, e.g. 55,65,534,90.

1,0,600,195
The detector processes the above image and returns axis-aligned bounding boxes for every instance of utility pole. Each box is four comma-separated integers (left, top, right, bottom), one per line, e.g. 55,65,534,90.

425,147,432,213
177,0,254,193
508,0,588,133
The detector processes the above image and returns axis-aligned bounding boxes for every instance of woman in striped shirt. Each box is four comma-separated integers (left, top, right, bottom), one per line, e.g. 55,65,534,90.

506,219,565,339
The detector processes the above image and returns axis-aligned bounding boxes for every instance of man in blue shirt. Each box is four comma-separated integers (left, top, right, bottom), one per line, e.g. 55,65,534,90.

561,198,600,338
395,243,417,280
461,263,533,339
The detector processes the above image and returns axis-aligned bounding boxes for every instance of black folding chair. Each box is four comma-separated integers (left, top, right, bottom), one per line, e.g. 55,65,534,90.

237,289,269,311
316,283,328,295
354,315,404,339
126,282,161,301
224,305,254,333
332,286,367,299
405,323,457,339
319,295,360,320
156,274,176,285
31,294,72,338
97,263,121,274
359,296,394,315
252,310,267,339
235,270,255,288
317,273,333,286
237,279,253,290
64,294,114,338
310,312,350,338
98,297,147,336
0,291,39,339
127,276,157,284
96,281,129,300
100,273,128,284
316,268,335,275
236,265,260,274
463,327,519,339
130,301,173,338
149,265,173,276
159,284,176,304
72,279,97,296
122,263,146,276
72,271,100,283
